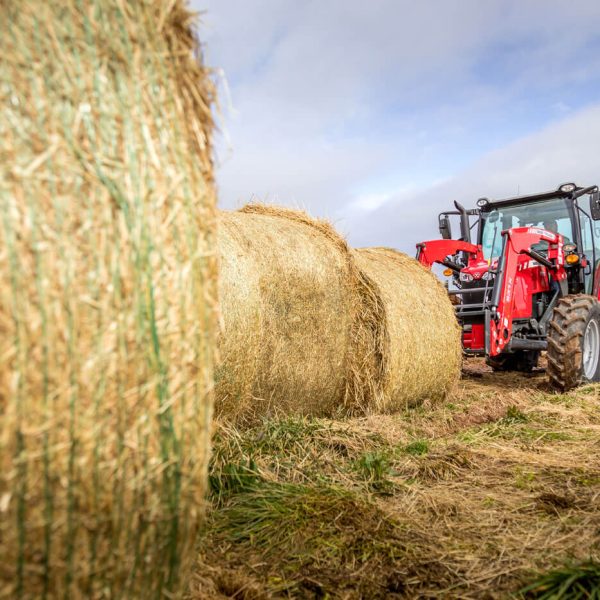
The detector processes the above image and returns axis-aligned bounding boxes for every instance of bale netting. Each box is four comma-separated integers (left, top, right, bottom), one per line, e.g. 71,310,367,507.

353,247,461,411
216,205,384,422
0,2,217,598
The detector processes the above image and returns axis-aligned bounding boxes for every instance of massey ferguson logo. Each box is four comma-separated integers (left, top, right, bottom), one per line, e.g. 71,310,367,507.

527,227,555,241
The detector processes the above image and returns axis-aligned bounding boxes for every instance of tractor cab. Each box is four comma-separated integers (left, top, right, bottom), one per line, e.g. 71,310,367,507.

477,184,600,295
417,183,600,389
438,183,600,293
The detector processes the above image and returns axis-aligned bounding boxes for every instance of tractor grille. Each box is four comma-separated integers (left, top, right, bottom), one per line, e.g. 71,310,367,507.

453,279,494,323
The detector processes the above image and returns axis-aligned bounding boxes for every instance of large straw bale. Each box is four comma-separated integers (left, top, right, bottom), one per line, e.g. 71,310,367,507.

354,248,461,411
0,1,216,598
216,205,381,422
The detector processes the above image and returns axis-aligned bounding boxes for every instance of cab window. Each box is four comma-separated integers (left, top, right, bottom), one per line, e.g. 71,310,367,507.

481,197,572,260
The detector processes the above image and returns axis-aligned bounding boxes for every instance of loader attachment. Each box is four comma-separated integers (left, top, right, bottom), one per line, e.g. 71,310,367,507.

416,239,482,270
485,227,566,356
417,227,567,359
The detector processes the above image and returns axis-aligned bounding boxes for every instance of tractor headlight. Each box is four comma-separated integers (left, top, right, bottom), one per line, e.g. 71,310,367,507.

459,272,474,282
564,243,577,253
481,271,495,281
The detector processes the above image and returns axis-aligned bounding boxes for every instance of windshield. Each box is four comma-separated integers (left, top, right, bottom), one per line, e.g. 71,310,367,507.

480,197,573,260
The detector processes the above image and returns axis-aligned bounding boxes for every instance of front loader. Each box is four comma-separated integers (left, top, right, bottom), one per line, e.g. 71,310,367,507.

416,183,600,390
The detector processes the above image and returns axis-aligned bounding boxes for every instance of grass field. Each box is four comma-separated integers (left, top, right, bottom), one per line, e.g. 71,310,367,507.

191,361,600,599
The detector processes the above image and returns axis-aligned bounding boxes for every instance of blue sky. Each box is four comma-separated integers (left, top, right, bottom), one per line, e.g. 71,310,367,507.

193,0,600,253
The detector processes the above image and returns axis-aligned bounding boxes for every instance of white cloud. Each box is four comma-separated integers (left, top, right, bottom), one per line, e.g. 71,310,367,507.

350,103,600,252
193,0,600,253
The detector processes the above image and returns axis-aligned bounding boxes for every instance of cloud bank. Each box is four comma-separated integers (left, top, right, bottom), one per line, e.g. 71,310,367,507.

194,0,600,253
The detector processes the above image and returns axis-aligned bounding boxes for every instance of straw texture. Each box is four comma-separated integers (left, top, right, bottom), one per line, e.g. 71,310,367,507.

216,207,460,422
216,206,359,421
0,1,217,598
354,248,461,411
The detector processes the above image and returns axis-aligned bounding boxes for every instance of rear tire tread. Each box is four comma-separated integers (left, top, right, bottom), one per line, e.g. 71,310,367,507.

547,295,598,391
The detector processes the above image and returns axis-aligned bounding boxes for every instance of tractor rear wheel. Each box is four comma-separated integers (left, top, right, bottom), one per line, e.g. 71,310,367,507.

547,295,600,390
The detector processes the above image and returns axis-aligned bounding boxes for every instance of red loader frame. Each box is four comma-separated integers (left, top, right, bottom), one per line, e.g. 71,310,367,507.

417,227,567,358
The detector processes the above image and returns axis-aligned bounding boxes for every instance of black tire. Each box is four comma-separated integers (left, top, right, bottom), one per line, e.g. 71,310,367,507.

547,295,600,391
486,350,539,373
486,355,514,372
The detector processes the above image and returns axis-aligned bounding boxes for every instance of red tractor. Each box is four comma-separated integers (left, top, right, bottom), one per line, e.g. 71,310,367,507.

417,183,600,390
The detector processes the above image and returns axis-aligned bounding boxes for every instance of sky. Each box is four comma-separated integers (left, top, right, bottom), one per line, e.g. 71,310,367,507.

192,0,600,254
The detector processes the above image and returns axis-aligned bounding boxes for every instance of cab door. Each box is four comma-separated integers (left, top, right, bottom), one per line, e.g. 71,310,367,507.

579,208,600,295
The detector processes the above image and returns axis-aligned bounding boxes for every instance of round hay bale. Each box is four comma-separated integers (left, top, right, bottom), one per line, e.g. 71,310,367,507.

0,1,217,597
216,205,381,422
354,248,461,411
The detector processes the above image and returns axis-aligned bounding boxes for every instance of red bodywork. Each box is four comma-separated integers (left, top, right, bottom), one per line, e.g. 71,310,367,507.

417,227,567,357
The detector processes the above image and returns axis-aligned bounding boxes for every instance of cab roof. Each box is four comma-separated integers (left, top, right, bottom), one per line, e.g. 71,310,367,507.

480,183,590,211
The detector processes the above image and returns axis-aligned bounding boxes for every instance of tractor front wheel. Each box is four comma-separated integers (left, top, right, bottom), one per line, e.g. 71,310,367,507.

486,350,539,373
547,295,600,390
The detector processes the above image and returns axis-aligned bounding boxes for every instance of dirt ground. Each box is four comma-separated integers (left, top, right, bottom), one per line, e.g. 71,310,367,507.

190,361,600,599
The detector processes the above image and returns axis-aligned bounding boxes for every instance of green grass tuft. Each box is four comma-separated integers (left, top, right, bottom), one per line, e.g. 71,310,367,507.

356,451,390,481
354,451,397,494
208,458,261,503
403,440,429,456
519,561,600,599
201,479,410,596
504,405,529,424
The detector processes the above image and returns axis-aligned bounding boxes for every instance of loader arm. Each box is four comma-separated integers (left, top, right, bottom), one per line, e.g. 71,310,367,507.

488,227,567,357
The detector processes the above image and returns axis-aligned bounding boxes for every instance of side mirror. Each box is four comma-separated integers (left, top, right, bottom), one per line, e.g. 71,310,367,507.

590,191,600,220
439,214,452,240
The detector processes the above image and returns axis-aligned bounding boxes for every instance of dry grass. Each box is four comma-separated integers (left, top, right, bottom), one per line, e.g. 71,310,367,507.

0,2,216,597
192,363,600,598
